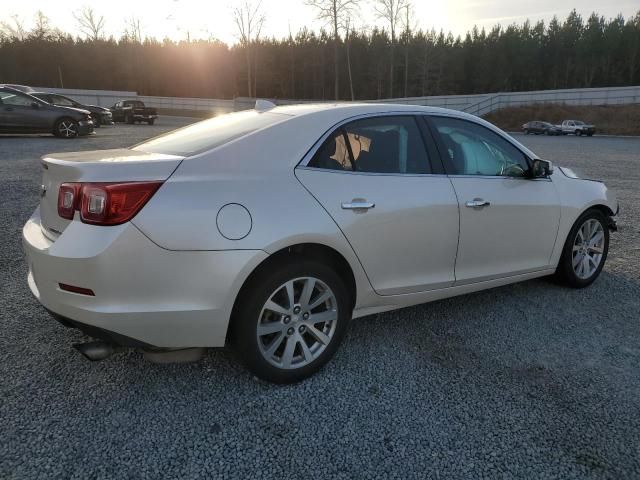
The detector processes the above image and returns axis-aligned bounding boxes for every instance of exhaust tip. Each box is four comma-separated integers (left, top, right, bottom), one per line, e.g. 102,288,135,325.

73,341,115,361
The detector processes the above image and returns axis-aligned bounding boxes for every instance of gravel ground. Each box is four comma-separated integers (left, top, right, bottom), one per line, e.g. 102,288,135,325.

1,120,639,479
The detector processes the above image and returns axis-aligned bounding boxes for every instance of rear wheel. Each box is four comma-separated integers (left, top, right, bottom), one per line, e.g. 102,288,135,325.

147,119,155,125
555,210,609,288
575,130,582,136
524,129,530,135
232,258,351,383
53,118,79,138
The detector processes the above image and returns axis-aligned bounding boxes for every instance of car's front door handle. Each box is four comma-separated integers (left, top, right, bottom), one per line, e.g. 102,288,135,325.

465,198,491,208
341,200,375,211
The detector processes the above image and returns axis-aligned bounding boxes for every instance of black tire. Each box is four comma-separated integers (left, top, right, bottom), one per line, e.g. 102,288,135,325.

587,132,593,137
575,130,582,136
126,114,134,124
555,209,610,288
53,117,79,138
545,129,551,135
147,119,155,125
232,257,352,384
91,114,101,128
524,129,529,135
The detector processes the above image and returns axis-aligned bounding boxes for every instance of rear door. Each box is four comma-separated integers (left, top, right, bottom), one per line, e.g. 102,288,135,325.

427,115,560,284
296,114,459,295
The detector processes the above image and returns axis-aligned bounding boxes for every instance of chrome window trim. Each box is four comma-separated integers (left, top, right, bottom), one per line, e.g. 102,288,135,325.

295,165,449,178
295,166,552,181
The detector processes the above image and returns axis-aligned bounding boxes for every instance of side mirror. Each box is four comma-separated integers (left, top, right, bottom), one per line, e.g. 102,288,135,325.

531,159,554,178
31,102,40,109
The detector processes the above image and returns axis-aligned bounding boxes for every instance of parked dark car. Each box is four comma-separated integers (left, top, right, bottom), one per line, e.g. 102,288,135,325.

522,121,562,135
0,86,94,138
32,92,113,127
110,100,158,125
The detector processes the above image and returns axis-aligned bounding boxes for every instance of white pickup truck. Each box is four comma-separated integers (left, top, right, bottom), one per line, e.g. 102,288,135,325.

559,120,595,136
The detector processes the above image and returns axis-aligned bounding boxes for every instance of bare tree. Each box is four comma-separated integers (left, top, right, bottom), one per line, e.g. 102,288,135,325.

124,16,143,43
344,17,355,100
31,10,54,40
374,0,409,97
233,1,266,97
0,14,27,40
73,6,105,41
306,0,360,100
401,3,416,97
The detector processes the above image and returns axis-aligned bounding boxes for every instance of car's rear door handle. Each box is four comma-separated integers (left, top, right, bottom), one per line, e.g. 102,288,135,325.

342,200,375,210
465,198,490,208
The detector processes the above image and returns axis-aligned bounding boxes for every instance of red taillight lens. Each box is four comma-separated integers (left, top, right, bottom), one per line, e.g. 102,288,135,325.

57,183,81,220
57,181,162,226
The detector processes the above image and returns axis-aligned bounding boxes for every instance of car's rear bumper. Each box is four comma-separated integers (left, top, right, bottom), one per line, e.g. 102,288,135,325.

23,208,267,348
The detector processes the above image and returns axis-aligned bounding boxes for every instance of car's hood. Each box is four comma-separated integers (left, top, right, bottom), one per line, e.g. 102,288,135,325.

559,166,602,183
56,105,91,116
86,105,110,112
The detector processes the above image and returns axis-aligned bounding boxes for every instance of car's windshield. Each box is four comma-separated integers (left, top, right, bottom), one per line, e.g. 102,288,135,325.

133,110,289,156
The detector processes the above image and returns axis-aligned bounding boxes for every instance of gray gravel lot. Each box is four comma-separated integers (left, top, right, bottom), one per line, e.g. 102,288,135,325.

1,119,639,479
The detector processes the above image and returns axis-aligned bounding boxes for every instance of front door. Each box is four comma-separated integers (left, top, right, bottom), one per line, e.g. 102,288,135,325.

297,115,460,295
428,115,561,284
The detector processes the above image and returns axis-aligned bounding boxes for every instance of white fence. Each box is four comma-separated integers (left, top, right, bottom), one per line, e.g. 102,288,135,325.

32,85,640,116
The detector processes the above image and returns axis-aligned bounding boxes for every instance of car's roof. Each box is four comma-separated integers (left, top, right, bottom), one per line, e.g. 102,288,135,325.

262,102,538,160
270,102,478,120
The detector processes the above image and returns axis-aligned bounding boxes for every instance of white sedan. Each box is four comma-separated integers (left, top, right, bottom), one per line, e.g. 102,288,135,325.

23,103,618,383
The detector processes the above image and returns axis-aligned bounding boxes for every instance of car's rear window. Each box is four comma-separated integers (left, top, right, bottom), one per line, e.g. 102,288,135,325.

133,110,288,156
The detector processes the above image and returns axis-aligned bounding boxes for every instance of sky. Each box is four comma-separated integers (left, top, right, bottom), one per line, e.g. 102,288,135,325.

3,0,639,44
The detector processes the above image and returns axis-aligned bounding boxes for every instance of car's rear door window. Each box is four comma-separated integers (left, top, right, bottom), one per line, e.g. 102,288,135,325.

308,115,431,174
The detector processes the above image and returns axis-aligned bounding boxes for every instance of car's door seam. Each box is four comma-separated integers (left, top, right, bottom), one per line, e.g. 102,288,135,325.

292,168,378,293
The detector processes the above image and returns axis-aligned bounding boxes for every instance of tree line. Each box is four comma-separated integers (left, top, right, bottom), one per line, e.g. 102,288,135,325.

1,7,639,101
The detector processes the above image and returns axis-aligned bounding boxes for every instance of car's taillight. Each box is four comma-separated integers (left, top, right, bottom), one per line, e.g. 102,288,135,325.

57,181,162,225
57,183,81,220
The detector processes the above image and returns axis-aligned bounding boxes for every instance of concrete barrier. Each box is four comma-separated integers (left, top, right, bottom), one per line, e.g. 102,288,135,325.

32,85,640,116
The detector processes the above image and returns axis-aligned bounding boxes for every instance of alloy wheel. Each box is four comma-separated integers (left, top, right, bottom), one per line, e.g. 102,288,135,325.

58,120,77,137
572,218,605,279
256,277,338,370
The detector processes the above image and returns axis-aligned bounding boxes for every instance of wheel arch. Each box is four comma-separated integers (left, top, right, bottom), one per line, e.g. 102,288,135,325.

228,242,358,342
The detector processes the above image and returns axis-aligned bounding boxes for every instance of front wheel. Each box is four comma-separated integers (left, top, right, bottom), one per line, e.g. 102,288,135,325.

555,210,609,288
232,258,352,383
575,130,582,136
53,118,79,138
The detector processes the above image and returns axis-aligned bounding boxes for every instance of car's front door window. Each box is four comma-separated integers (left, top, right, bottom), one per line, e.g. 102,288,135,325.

430,116,530,177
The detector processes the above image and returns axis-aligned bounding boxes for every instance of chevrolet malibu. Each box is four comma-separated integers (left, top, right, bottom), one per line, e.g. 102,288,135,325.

23,103,618,383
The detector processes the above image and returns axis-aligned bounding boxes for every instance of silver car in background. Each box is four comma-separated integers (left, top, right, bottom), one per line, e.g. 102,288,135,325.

23,103,618,383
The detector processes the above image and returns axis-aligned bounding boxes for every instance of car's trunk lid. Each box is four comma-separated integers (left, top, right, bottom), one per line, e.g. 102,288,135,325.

40,148,183,237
